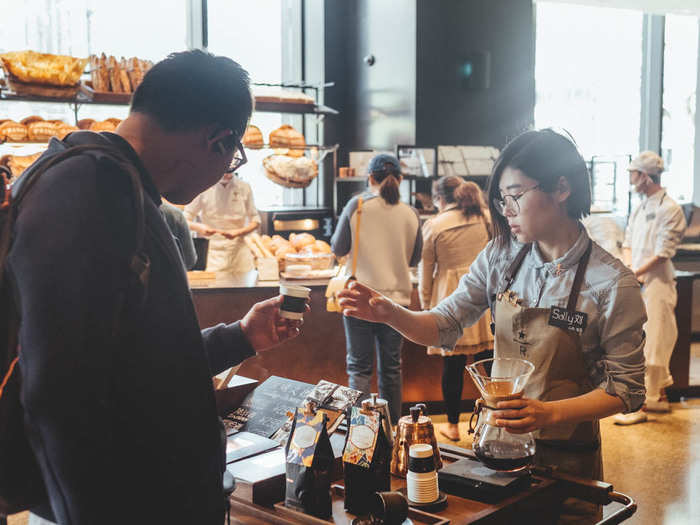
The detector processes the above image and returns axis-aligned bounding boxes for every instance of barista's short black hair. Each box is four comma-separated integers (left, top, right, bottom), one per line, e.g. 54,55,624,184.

487,129,592,247
130,50,253,140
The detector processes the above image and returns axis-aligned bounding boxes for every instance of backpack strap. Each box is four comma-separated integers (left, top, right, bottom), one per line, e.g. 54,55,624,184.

0,143,151,399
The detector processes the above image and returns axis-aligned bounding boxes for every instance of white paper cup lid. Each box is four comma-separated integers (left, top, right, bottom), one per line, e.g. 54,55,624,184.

409,444,433,458
279,284,311,298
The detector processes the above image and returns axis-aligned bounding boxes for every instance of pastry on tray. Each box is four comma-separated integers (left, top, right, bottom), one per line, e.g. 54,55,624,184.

1,152,42,178
0,121,28,142
56,123,79,140
268,124,305,158
27,120,59,141
77,118,95,130
262,155,318,188
89,120,118,132
0,50,88,86
242,124,264,149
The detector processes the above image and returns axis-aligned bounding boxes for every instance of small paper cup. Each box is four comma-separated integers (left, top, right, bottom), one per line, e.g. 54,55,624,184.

279,284,311,320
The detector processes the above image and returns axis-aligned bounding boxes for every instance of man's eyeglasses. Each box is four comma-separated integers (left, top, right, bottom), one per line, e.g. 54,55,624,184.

224,140,247,174
493,184,541,216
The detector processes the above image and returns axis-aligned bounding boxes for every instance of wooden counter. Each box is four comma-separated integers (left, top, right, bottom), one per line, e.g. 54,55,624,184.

191,269,700,415
190,271,479,416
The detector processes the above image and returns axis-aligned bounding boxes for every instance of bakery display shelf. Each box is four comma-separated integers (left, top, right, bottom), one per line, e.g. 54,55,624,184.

0,140,53,146
0,88,127,107
248,143,337,151
254,100,338,115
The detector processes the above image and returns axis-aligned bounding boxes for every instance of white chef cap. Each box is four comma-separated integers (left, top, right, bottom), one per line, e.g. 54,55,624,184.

627,151,664,176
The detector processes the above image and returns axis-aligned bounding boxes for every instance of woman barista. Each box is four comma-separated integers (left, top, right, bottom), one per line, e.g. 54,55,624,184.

184,150,261,273
338,130,646,523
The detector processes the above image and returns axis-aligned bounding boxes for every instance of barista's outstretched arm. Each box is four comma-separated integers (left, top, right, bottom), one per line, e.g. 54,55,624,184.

338,282,440,347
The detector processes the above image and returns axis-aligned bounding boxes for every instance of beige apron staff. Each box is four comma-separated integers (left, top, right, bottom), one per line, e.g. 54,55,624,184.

493,240,602,524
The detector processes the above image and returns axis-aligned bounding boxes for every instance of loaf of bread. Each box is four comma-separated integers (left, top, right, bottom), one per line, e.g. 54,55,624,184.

262,155,317,189
299,240,332,255
269,124,305,158
290,232,316,251
89,120,118,132
77,118,95,130
56,123,79,140
0,121,28,142
20,115,43,126
242,124,264,149
27,120,59,141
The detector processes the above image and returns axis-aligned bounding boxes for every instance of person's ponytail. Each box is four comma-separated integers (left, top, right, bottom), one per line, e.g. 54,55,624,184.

379,174,400,205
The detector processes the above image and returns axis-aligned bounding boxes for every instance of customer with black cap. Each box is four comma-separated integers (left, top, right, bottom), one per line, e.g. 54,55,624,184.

331,153,423,424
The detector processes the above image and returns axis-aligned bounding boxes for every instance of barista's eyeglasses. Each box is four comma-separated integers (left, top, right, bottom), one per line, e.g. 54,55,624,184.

224,140,248,174
493,184,541,216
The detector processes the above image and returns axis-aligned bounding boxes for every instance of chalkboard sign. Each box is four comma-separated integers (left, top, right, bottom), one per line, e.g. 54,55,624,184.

225,376,313,438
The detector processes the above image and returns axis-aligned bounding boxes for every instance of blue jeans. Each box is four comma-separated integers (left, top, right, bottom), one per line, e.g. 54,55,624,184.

343,316,403,424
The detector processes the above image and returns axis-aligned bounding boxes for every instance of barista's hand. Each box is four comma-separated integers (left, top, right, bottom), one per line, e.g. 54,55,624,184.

337,281,396,323
493,397,557,434
240,295,309,351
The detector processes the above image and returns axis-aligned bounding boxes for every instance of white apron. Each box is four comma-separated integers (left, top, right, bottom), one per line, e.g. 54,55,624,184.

493,241,602,524
193,180,256,273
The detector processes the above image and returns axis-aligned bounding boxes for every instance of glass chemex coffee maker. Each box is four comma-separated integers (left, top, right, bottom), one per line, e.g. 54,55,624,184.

466,358,536,472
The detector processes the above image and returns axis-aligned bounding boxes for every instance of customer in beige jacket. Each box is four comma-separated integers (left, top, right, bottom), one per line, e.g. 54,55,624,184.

419,177,493,440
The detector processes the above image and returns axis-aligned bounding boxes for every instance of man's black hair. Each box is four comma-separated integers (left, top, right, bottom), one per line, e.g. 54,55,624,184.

130,50,253,141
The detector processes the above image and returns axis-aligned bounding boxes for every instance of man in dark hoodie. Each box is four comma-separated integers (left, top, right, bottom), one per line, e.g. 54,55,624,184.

8,51,300,525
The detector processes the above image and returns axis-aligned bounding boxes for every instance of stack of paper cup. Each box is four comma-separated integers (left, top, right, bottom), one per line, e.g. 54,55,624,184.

406,443,439,504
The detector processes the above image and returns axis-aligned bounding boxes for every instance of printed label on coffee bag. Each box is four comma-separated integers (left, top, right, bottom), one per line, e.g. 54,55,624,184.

287,411,324,467
343,407,380,468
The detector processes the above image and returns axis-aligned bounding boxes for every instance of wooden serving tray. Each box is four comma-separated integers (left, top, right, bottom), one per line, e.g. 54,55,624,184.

1,75,80,100
271,485,449,525
79,81,132,103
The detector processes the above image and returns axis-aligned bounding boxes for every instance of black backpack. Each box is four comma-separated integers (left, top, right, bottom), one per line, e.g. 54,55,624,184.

0,143,151,516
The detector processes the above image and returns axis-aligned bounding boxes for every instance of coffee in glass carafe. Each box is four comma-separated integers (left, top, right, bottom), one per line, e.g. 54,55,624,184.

466,357,536,472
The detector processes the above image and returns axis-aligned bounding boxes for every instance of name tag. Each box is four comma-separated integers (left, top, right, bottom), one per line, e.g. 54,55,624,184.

548,306,587,334
645,212,656,221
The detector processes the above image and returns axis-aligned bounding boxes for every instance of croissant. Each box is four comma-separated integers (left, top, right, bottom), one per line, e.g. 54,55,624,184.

0,51,87,86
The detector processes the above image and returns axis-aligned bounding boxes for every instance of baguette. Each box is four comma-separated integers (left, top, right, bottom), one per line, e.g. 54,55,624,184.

119,57,132,93
250,233,273,258
243,235,264,259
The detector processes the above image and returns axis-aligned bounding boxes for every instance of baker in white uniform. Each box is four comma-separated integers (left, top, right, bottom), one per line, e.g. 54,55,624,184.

184,170,261,273
615,151,687,424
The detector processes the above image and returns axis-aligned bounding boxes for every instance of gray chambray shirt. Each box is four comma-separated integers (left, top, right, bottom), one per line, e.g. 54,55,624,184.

431,226,647,413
